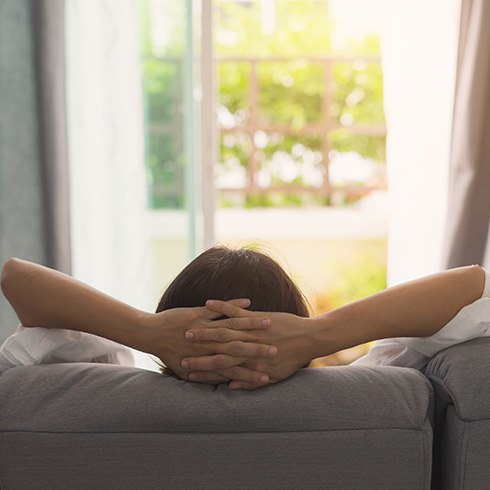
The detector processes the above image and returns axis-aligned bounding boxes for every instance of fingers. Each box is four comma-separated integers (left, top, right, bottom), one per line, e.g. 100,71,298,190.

213,340,277,359
228,380,263,391
183,331,277,360
181,354,246,372
227,298,252,308
185,322,269,343
196,305,228,321
185,327,247,343
219,365,269,384
189,366,269,386
186,371,229,384
214,316,271,330
185,316,271,334
196,299,252,321
205,299,254,319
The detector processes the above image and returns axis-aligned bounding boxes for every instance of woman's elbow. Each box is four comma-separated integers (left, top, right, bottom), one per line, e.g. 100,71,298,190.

471,264,486,296
460,264,486,298
1,257,22,296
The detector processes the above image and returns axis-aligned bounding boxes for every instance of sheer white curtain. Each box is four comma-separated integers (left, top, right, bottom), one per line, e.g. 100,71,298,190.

65,1,151,311
381,0,460,285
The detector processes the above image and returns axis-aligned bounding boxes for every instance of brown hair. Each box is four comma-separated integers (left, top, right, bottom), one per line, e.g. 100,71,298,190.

156,246,310,317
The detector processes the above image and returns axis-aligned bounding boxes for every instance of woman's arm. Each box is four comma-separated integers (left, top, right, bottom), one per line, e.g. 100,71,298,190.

0,258,275,383
1,258,150,343
182,265,486,388
311,264,486,355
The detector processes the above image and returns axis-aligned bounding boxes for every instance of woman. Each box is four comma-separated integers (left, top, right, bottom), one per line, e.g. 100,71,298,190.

1,247,488,389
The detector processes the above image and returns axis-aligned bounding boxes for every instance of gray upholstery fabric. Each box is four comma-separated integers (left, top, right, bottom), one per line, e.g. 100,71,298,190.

425,337,490,490
0,363,433,489
425,337,490,421
437,407,490,490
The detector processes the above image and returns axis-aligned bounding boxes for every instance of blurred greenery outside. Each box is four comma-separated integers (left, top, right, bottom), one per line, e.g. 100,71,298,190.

138,0,387,365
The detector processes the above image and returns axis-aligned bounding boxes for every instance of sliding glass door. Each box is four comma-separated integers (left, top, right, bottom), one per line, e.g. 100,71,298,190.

139,0,215,304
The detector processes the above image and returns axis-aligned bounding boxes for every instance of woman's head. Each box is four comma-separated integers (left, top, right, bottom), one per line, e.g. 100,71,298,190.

156,245,310,317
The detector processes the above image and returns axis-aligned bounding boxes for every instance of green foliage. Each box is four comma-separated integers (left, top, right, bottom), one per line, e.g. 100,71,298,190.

331,58,385,125
330,129,386,161
258,61,324,127
218,62,251,116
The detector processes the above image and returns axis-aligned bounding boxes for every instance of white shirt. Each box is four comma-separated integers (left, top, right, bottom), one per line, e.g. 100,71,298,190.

0,326,133,374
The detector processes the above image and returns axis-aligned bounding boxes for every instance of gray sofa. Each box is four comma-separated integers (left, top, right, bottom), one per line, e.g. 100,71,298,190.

0,338,487,489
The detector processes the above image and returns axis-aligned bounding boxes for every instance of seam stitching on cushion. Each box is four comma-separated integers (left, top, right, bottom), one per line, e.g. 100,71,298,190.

424,380,435,427
423,423,431,490
458,418,469,490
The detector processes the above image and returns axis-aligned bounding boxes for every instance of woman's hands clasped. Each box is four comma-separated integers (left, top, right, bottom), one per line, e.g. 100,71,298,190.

137,299,278,386
178,300,317,390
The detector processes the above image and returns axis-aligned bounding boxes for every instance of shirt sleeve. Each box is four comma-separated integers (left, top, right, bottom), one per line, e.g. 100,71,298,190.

351,268,490,370
0,325,134,374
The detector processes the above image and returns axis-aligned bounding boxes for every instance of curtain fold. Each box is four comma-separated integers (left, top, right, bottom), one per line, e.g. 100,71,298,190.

65,0,150,312
442,0,490,269
0,0,70,338
32,0,71,272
